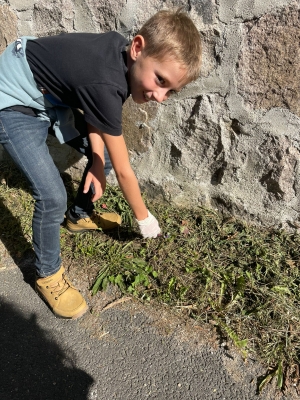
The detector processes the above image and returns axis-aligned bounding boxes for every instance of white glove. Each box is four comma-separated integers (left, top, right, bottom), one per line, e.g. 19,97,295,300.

137,210,161,238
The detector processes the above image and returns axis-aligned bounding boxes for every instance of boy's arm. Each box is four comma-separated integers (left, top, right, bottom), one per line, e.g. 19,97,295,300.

83,124,106,202
101,130,148,221
85,123,147,219
85,124,161,237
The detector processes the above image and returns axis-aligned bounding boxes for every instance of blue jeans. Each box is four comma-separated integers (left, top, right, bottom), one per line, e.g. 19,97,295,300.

0,108,111,277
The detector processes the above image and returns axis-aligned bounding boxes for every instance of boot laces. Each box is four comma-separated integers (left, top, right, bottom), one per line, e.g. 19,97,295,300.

50,274,73,297
80,212,99,224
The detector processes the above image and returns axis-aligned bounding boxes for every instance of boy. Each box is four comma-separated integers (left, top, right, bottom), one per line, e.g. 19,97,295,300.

0,9,202,319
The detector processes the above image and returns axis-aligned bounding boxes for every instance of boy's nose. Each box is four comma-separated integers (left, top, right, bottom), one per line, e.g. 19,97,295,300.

153,89,169,103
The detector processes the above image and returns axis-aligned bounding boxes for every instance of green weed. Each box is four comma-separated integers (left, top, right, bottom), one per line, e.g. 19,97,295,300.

89,241,158,296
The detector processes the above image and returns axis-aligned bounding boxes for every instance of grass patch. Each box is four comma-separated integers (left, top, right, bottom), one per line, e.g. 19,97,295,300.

1,162,300,392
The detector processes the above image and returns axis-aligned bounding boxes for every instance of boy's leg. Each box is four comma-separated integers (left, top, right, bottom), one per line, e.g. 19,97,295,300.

0,110,64,277
0,109,87,318
62,109,121,232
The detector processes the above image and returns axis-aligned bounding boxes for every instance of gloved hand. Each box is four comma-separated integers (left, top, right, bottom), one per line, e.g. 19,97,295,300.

137,210,161,238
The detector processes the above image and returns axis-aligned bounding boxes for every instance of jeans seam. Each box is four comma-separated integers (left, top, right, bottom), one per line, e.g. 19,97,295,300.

7,138,46,268
0,118,8,139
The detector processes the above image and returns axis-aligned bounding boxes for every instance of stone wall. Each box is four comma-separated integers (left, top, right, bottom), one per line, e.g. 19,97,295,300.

0,0,299,229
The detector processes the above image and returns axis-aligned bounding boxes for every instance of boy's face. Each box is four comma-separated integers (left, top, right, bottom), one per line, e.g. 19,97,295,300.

128,36,187,104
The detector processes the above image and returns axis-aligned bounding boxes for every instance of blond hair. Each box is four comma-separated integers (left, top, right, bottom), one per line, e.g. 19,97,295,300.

137,8,202,84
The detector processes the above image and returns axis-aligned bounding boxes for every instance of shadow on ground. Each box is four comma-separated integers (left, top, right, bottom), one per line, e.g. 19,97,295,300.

0,298,94,400
0,192,36,286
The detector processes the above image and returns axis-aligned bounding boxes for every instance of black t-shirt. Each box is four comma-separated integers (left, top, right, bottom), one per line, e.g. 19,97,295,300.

26,32,129,136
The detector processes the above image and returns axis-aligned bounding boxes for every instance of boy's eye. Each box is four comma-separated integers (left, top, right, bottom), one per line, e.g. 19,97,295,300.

156,75,165,85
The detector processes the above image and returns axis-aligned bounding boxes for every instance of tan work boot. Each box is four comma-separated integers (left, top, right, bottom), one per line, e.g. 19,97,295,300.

66,210,122,233
35,266,88,319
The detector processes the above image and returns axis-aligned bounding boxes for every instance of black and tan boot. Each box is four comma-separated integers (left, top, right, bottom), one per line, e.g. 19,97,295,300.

66,209,122,233
35,266,88,319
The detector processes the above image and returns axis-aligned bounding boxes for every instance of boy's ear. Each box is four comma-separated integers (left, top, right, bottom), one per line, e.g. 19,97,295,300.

130,35,145,60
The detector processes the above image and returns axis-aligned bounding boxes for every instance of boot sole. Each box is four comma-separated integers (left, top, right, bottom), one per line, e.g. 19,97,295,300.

66,226,98,234
66,224,120,234
54,304,89,320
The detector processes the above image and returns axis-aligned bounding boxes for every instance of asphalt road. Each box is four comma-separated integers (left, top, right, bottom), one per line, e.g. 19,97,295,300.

0,253,292,400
